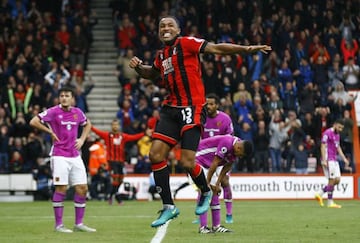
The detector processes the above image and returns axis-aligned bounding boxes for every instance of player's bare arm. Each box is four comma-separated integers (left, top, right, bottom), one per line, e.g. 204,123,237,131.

320,143,327,167
129,56,160,80
337,146,350,166
216,162,233,187
207,156,222,195
75,119,92,150
30,116,60,142
204,42,272,55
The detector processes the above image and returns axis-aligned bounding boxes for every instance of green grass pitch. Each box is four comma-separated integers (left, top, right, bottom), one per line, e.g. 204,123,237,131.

0,200,359,243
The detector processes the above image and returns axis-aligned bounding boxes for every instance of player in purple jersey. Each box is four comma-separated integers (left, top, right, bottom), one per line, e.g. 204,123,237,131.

315,119,350,208
202,94,234,139
203,93,235,224
30,86,96,233
173,93,236,224
196,134,253,233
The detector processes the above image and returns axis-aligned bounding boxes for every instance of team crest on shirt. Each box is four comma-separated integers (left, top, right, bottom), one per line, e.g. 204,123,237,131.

73,114,78,120
221,147,227,154
162,57,174,75
113,136,122,145
217,121,222,127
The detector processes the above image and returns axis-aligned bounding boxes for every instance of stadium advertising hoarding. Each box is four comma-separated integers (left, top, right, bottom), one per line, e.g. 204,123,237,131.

124,175,354,200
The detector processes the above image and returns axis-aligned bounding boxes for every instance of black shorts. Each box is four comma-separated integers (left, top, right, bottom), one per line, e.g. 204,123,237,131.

109,161,125,175
153,105,207,150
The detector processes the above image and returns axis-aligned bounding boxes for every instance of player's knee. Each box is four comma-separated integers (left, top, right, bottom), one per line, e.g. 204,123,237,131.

148,141,170,163
75,184,88,196
180,160,196,172
55,185,67,194
149,150,165,163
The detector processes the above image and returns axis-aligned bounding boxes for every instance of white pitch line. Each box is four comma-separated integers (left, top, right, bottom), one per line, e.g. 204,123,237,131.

150,220,171,243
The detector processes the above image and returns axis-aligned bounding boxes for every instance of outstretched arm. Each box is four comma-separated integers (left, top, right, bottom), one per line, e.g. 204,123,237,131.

204,42,271,55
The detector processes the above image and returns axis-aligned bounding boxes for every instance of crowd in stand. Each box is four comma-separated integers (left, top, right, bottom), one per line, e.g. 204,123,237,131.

0,0,359,182
0,0,96,175
111,0,359,174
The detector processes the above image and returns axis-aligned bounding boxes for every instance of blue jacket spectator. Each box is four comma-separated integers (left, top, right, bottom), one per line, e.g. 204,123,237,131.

247,51,264,82
278,61,293,88
297,58,313,90
233,94,253,125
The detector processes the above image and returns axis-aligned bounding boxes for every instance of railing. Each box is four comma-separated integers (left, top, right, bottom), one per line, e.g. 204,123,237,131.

0,174,37,192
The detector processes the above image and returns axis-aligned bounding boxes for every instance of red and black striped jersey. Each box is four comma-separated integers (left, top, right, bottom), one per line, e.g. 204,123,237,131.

154,37,208,107
91,126,144,162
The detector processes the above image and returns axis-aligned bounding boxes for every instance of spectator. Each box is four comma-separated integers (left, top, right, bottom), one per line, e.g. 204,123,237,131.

284,110,305,172
9,150,24,173
0,124,10,173
328,81,356,109
80,12,98,47
135,128,153,174
23,131,43,172
312,52,330,105
250,79,267,106
116,48,139,86
116,15,137,56
72,73,95,113
10,111,31,138
237,121,254,173
44,62,71,88
116,99,135,129
233,92,253,125
202,65,221,96
280,81,298,114
278,61,293,88
269,109,288,173
263,51,281,85
0,107,11,126
342,57,359,90
55,23,70,47
310,46,331,65
294,143,308,174
6,83,33,120
301,112,317,144
340,109,354,172
325,37,340,62
266,90,283,116
328,60,344,88
232,82,252,104
340,38,358,65
33,158,52,201
298,82,319,118
68,24,88,69
339,15,356,45
314,106,332,140
88,137,111,201
253,120,270,172
29,83,46,108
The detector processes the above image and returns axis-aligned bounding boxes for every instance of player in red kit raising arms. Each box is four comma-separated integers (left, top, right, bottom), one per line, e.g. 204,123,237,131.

91,119,145,205
129,16,271,228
